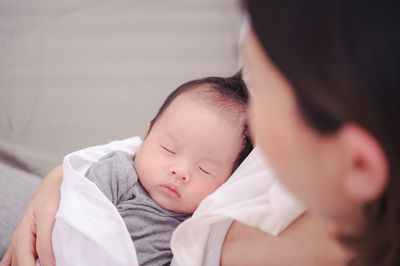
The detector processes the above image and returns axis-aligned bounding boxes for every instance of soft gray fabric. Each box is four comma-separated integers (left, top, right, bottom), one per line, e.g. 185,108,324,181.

0,162,41,259
86,151,190,266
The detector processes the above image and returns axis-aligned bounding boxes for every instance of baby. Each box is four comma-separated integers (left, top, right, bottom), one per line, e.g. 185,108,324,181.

83,72,253,265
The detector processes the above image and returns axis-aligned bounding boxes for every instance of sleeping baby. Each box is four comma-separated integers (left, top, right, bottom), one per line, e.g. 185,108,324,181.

78,72,253,265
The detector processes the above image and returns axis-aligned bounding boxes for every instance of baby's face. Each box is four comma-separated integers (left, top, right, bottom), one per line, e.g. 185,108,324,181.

134,94,243,213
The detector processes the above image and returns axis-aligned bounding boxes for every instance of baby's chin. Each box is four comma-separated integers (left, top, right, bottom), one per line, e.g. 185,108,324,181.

148,190,194,214
160,200,195,214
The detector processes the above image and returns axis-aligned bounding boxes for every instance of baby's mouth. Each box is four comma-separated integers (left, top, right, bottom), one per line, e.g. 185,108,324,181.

161,184,181,198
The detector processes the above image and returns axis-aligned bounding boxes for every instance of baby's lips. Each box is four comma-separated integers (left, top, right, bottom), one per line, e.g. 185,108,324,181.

162,183,181,198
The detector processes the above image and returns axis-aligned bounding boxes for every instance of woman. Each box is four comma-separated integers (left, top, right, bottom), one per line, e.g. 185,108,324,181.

2,0,399,265
232,0,398,265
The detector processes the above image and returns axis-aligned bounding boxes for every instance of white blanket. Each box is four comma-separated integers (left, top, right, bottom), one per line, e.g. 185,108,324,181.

171,147,306,266
51,137,305,266
53,137,142,266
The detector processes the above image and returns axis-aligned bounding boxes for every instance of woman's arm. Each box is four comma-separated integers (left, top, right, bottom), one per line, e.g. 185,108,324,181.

221,211,351,266
1,165,63,266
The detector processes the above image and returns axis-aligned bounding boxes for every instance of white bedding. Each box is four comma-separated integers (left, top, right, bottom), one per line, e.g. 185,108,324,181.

52,137,305,265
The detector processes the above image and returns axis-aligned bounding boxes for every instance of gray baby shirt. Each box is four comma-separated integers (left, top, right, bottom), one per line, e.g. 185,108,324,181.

85,151,190,266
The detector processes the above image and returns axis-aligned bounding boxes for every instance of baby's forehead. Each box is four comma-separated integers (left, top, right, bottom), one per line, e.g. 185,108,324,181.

172,91,245,124
177,85,245,112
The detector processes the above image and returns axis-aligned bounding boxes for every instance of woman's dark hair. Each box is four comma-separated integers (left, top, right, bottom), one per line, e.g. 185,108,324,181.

148,71,253,174
245,0,400,265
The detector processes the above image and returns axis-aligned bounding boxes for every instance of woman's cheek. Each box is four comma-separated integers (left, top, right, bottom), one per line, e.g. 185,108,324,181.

248,97,260,141
250,96,272,149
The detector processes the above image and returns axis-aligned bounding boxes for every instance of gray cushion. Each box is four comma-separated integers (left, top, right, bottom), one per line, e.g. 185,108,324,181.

0,162,41,258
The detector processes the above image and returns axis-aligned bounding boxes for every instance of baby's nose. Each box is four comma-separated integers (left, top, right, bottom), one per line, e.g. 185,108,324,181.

170,169,190,183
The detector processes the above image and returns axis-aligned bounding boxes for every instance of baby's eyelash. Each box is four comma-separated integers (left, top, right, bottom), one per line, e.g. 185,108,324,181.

161,145,176,154
198,166,211,175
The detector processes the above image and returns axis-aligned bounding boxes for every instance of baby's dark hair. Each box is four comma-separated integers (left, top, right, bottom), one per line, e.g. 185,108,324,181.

148,71,253,173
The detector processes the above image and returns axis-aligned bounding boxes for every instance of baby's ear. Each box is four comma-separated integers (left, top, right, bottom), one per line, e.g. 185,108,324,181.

339,123,388,202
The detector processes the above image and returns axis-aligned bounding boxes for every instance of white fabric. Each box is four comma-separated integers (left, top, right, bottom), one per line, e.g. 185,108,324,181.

171,147,306,266
52,137,142,266
51,137,305,266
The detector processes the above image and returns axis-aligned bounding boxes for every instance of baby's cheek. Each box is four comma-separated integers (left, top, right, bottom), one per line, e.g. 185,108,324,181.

197,186,214,203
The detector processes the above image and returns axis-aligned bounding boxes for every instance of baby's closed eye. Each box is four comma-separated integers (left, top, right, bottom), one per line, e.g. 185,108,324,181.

161,145,176,154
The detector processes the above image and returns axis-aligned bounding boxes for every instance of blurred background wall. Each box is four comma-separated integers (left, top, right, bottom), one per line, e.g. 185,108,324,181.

0,0,243,176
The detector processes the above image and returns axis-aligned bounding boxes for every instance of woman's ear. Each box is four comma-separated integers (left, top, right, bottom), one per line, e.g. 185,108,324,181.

339,123,388,202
